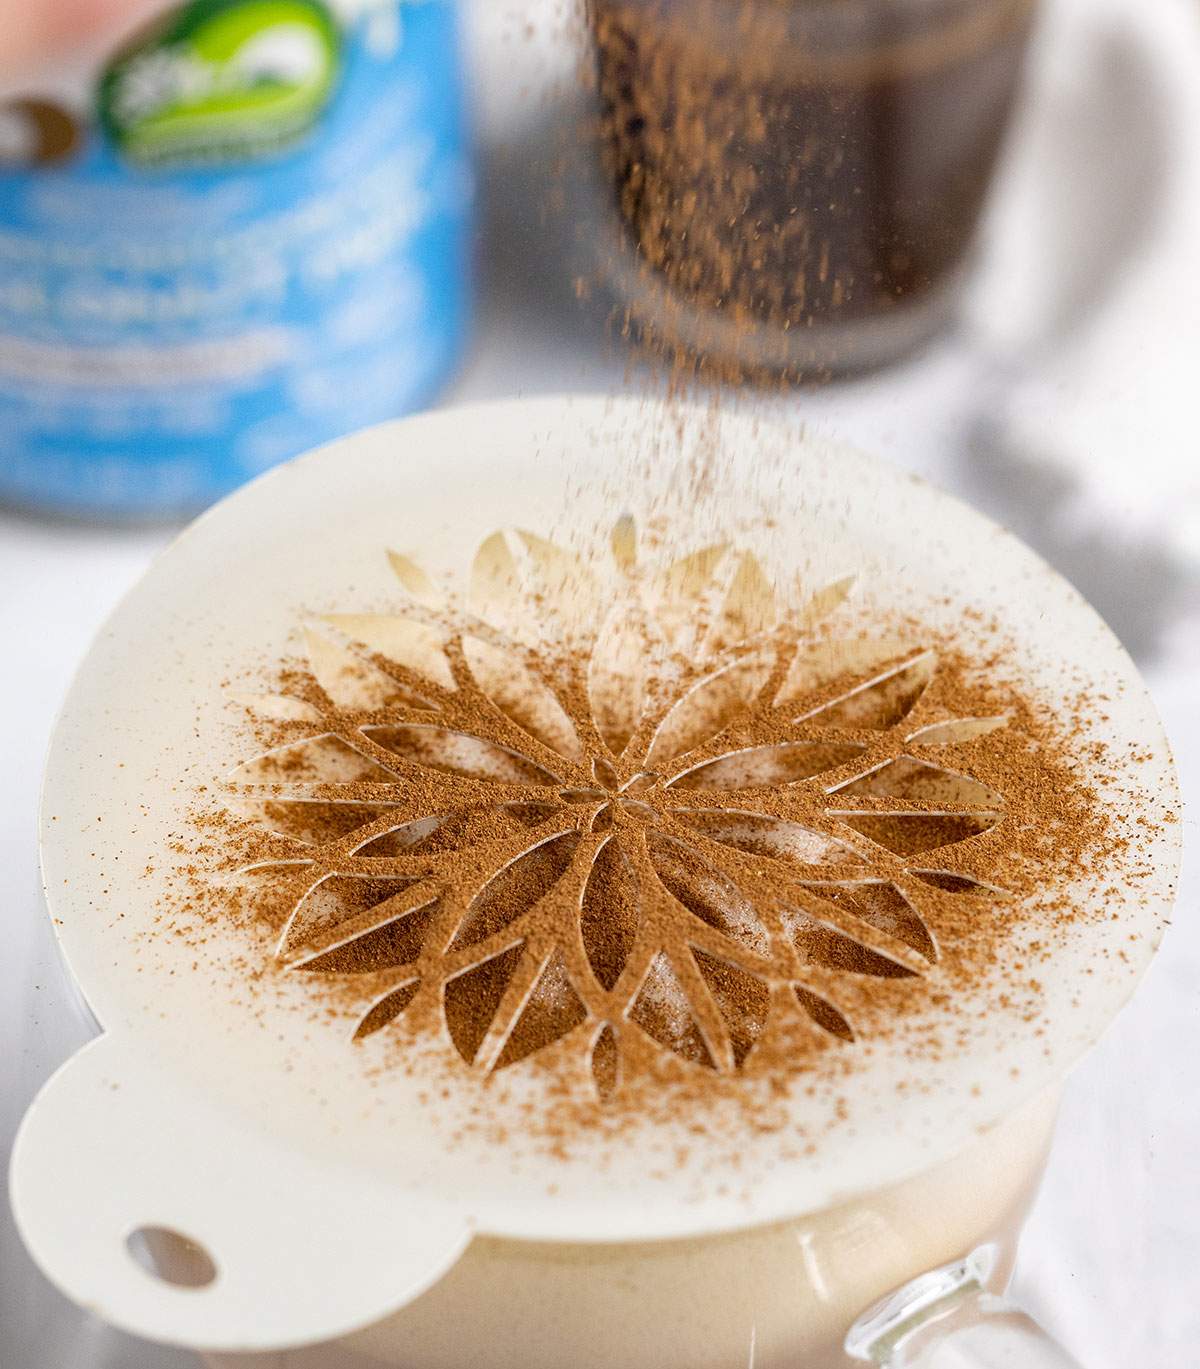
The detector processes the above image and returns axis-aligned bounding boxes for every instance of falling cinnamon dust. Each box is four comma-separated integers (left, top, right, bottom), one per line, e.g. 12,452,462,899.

583,0,1037,384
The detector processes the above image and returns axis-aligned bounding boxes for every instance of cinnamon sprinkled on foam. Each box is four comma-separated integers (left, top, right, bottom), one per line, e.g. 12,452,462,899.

158,516,1156,1155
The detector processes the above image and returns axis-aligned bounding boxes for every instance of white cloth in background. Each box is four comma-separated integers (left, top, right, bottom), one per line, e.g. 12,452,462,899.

969,0,1200,573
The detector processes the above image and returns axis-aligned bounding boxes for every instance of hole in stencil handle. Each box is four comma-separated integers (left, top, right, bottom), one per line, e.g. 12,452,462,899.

126,1226,218,1289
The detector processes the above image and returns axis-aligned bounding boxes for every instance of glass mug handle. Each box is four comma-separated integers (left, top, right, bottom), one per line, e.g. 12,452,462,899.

845,1247,1083,1368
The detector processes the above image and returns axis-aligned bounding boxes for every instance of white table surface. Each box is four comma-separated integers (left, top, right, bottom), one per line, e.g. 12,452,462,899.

3,1,1198,1366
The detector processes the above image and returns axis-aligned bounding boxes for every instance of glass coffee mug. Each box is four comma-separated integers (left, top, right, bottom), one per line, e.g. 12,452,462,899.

207,1089,1069,1369
587,0,1038,376
11,399,1177,1368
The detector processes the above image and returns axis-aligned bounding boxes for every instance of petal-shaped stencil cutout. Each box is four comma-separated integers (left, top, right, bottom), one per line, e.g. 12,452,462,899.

645,655,770,768
796,575,857,630
648,832,770,955
230,734,397,787
494,950,588,1069
594,758,620,789
705,553,775,651
776,636,914,708
591,805,615,833
673,811,864,868
300,902,438,975
363,724,560,786
355,979,421,1040
784,907,916,979
692,949,769,1067
611,515,637,573
386,550,441,606
592,1025,619,1101
243,799,400,846
911,869,1010,895
363,808,551,863
231,693,323,723
801,653,934,730
588,610,647,757
837,812,999,856
450,832,582,951
660,543,729,612
470,532,525,639
517,531,599,640
234,861,318,936
629,953,715,1068
669,740,867,791
809,882,936,961
622,770,657,795
352,815,444,857
444,945,524,1065
320,615,454,693
833,758,1002,809
581,836,642,990
304,628,413,711
236,857,315,878
795,987,854,1040
502,802,564,829
463,635,582,761
282,876,425,960
907,717,1008,746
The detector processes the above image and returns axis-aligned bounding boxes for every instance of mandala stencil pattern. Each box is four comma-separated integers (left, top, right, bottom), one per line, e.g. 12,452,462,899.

230,521,1012,1102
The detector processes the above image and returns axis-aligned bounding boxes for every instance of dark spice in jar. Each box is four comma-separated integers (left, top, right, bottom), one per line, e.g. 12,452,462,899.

590,0,1037,375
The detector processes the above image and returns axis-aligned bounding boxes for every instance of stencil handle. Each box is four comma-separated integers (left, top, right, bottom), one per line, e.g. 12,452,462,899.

9,1034,472,1353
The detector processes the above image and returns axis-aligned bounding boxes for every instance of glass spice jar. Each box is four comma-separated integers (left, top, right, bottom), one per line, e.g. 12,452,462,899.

588,0,1037,378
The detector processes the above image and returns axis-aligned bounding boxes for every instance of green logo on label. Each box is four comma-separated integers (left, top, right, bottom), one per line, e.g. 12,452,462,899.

100,0,341,166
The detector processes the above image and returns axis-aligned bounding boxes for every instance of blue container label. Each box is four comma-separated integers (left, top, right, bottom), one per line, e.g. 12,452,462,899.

0,0,470,516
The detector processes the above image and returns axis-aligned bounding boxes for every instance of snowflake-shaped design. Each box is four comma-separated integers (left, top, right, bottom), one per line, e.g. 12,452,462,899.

230,521,1010,1102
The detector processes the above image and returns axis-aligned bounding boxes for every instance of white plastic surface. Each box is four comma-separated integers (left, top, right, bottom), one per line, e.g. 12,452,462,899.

10,1035,471,1351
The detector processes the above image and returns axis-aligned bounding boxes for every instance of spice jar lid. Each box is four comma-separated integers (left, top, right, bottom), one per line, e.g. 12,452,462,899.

11,396,1179,1351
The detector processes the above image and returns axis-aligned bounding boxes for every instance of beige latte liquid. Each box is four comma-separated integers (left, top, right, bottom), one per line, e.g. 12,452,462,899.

207,1087,1058,1369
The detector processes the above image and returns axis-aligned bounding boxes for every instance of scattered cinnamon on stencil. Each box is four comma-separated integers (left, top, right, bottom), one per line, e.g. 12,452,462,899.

156,512,1161,1152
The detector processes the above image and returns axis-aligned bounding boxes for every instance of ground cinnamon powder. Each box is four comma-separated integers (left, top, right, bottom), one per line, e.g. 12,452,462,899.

160,539,1162,1155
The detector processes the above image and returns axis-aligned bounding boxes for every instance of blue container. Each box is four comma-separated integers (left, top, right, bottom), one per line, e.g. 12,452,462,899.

0,0,471,517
